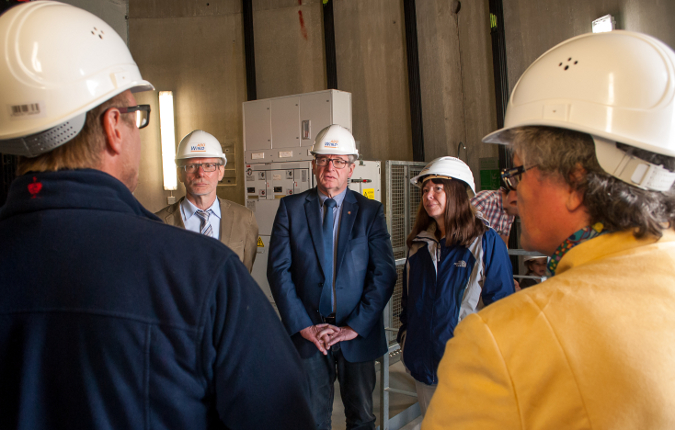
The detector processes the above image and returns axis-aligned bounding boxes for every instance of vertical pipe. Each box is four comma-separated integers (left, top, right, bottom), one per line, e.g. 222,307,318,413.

379,351,391,429
403,0,425,162
488,0,519,255
243,0,257,101
322,0,338,89
488,0,509,168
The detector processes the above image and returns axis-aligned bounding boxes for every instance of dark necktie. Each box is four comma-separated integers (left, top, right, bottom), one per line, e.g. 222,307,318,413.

319,198,336,317
195,210,213,237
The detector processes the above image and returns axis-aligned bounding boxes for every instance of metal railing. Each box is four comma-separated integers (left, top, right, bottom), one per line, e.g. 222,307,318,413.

378,257,420,430
378,343,420,430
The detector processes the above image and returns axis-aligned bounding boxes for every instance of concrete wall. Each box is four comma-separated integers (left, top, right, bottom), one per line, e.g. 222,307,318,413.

245,0,413,162
129,0,247,212
123,0,675,210
127,0,417,211
334,0,412,162
253,0,326,99
416,0,498,190
414,0,675,189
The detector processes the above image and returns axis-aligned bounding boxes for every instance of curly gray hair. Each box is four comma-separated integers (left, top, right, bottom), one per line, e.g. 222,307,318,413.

506,126,675,239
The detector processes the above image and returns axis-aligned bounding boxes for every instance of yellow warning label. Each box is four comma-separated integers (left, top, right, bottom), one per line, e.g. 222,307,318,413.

363,188,375,200
257,237,264,247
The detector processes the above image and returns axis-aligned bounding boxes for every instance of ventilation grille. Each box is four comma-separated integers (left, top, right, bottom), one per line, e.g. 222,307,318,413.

384,161,427,345
390,164,406,258
408,166,423,232
386,162,426,259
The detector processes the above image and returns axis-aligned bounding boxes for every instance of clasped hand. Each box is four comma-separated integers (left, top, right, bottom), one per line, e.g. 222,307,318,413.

299,324,359,355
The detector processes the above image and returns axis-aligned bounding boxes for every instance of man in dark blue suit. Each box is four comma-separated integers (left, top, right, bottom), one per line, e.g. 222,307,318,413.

268,124,397,430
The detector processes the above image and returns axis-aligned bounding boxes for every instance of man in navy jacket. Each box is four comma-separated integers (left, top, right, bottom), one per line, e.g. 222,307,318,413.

268,125,397,430
0,3,313,429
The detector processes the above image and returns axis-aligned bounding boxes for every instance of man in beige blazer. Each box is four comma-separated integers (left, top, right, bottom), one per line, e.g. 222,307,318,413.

156,130,258,272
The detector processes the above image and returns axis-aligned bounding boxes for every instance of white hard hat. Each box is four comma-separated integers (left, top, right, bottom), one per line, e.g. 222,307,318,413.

483,31,675,192
524,255,548,262
175,130,227,166
0,1,154,157
410,156,476,193
310,124,359,157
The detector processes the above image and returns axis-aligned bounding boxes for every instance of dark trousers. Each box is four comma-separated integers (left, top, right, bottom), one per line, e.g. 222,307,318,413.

302,346,376,430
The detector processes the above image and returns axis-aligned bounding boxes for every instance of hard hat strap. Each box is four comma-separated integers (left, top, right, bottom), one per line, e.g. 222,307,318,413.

594,136,675,192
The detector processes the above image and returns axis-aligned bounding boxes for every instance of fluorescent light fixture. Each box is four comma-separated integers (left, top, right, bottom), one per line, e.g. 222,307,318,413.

159,91,177,191
592,14,615,33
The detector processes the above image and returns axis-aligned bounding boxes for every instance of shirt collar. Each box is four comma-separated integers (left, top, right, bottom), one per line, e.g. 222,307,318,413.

181,197,221,220
317,187,348,208
548,222,607,276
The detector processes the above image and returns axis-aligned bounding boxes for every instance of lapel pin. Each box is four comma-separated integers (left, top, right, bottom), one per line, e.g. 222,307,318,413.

348,211,351,215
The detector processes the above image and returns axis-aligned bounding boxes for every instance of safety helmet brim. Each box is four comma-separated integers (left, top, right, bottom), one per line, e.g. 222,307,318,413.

524,255,548,262
175,130,227,166
130,81,156,94
310,124,359,157
410,156,476,193
0,1,154,153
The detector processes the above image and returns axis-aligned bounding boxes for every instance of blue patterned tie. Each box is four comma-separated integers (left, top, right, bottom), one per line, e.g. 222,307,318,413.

319,198,336,317
195,210,213,237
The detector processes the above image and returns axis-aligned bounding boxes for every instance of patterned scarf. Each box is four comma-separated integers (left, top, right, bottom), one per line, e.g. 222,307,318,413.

547,222,607,276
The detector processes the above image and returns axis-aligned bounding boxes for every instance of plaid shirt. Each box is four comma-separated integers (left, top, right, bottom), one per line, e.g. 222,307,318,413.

471,190,515,236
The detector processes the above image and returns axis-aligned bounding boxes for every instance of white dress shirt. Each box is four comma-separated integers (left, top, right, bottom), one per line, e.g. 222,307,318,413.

180,197,222,239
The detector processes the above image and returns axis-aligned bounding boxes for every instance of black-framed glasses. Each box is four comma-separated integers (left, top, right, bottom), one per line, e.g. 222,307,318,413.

117,105,151,129
501,164,538,191
180,163,223,173
315,157,349,169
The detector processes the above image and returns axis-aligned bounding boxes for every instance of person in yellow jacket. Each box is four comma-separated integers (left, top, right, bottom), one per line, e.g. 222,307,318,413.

423,31,675,430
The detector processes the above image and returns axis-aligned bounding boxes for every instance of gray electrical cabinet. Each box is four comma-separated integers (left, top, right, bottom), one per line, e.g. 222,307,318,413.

243,89,352,164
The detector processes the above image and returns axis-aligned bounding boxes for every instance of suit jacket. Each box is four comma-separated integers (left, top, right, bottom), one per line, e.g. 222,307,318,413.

156,197,258,272
267,187,397,362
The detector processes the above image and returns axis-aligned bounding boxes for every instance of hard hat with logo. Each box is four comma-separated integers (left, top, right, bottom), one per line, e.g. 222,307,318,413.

0,1,154,157
483,30,675,192
175,130,227,166
410,156,476,193
310,124,359,157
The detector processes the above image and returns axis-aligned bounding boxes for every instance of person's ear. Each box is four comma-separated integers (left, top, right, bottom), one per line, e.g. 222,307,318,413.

566,164,586,212
347,162,355,178
101,107,124,156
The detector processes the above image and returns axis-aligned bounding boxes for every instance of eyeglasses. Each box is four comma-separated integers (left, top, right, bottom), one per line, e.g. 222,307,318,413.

501,164,538,191
315,157,350,169
180,163,223,173
117,105,151,129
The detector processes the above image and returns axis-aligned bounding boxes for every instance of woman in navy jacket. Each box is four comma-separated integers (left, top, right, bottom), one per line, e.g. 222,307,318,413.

396,157,515,416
